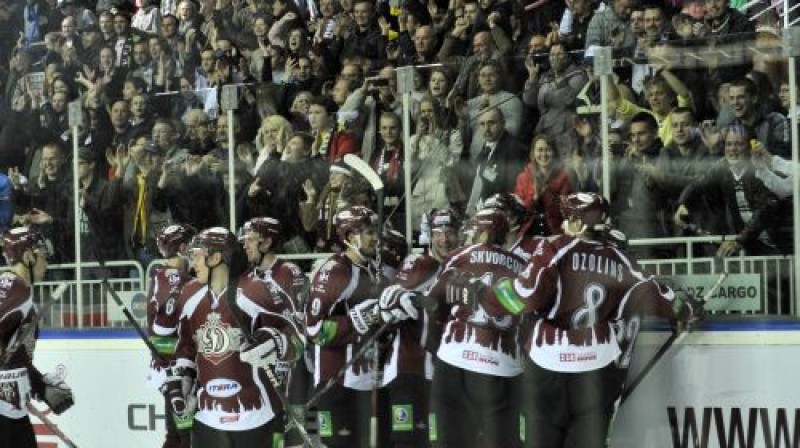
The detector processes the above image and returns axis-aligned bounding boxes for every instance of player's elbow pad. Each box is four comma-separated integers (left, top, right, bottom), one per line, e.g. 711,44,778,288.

493,278,526,315
310,320,339,346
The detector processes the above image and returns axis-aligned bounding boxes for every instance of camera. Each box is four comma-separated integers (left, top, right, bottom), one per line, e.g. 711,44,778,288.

610,143,627,155
371,78,389,87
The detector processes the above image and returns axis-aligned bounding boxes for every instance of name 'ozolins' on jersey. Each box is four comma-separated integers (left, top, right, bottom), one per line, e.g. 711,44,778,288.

483,234,678,373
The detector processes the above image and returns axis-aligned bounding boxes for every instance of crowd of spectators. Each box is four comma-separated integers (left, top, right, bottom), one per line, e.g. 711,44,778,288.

0,0,796,270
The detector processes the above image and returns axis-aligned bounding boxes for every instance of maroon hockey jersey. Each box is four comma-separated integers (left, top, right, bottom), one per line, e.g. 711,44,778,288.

147,267,192,354
174,275,301,431
305,253,380,391
0,272,44,419
380,252,441,383
484,234,678,373
426,244,526,377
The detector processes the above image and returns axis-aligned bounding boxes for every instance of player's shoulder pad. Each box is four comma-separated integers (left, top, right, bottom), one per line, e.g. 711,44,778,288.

0,271,23,297
180,279,205,298
311,256,348,284
240,274,287,306
396,253,439,289
275,260,306,287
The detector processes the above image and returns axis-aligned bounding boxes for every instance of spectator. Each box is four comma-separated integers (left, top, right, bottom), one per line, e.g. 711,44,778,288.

465,107,527,214
514,134,573,236
610,68,692,146
75,146,124,262
523,42,588,159
105,134,169,267
585,0,636,53
675,124,784,257
723,77,790,157
612,112,670,245
466,59,523,158
25,142,74,265
558,0,596,49
253,114,293,174
650,107,716,233
307,96,357,162
369,111,405,228
409,96,463,231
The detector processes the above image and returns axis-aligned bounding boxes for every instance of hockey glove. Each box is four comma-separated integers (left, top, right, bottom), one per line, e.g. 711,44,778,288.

446,272,487,311
160,367,197,420
240,328,288,369
36,374,74,415
673,293,704,331
379,285,419,323
348,299,380,334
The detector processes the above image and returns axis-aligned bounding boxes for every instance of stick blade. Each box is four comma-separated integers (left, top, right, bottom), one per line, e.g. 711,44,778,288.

343,154,384,192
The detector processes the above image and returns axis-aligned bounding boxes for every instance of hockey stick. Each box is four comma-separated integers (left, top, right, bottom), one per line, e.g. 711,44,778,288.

619,272,728,405
304,319,394,411
222,256,315,447
27,402,79,448
0,283,69,367
101,277,166,363
343,154,385,448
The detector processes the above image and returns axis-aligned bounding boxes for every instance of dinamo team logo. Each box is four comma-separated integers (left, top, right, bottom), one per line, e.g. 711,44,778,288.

196,312,243,365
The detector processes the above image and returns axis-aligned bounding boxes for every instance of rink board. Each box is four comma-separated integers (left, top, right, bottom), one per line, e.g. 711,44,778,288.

30,322,800,448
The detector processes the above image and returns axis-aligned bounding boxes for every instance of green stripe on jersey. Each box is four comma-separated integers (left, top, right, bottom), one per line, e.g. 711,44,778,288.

494,278,525,315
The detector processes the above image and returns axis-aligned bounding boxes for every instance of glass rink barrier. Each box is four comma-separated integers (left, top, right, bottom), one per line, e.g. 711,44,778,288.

3,0,800,446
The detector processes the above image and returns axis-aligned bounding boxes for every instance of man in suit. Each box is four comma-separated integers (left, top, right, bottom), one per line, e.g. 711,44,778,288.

466,107,527,214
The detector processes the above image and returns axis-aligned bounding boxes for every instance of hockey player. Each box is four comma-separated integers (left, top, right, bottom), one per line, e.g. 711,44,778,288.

237,217,309,447
306,205,414,447
165,227,303,448
423,208,526,448
376,208,463,447
147,224,196,448
481,192,541,260
0,227,74,448
469,193,692,448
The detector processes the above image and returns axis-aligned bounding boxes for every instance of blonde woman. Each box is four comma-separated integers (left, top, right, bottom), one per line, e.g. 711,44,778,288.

252,114,293,175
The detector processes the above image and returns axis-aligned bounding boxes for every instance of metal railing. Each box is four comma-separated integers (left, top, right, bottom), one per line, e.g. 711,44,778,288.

37,260,145,329
37,233,794,329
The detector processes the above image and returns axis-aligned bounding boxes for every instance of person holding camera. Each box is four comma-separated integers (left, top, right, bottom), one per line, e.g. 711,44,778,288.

609,113,672,255
408,96,464,232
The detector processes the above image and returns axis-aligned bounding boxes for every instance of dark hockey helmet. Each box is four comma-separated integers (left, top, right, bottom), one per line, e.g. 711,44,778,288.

189,227,237,262
238,217,283,247
428,207,462,232
472,208,511,245
381,228,409,268
2,227,50,264
481,192,527,227
157,224,197,258
335,205,378,241
561,193,610,229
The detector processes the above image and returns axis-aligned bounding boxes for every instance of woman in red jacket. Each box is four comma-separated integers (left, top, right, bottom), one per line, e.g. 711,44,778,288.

514,134,574,235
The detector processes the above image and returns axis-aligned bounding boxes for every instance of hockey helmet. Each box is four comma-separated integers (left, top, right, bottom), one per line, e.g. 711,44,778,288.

157,224,197,258
335,205,378,241
2,227,50,264
381,228,409,268
238,217,282,246
561,193,609,229
481,192,527,227
472,208,510,245
428,207,462,232
189,227,237,262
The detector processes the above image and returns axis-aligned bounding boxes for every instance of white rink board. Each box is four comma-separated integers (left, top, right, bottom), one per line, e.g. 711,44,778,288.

29,328,800,448
33,337,164,447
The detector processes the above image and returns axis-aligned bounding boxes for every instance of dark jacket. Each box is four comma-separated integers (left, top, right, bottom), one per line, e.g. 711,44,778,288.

678,159,783,253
